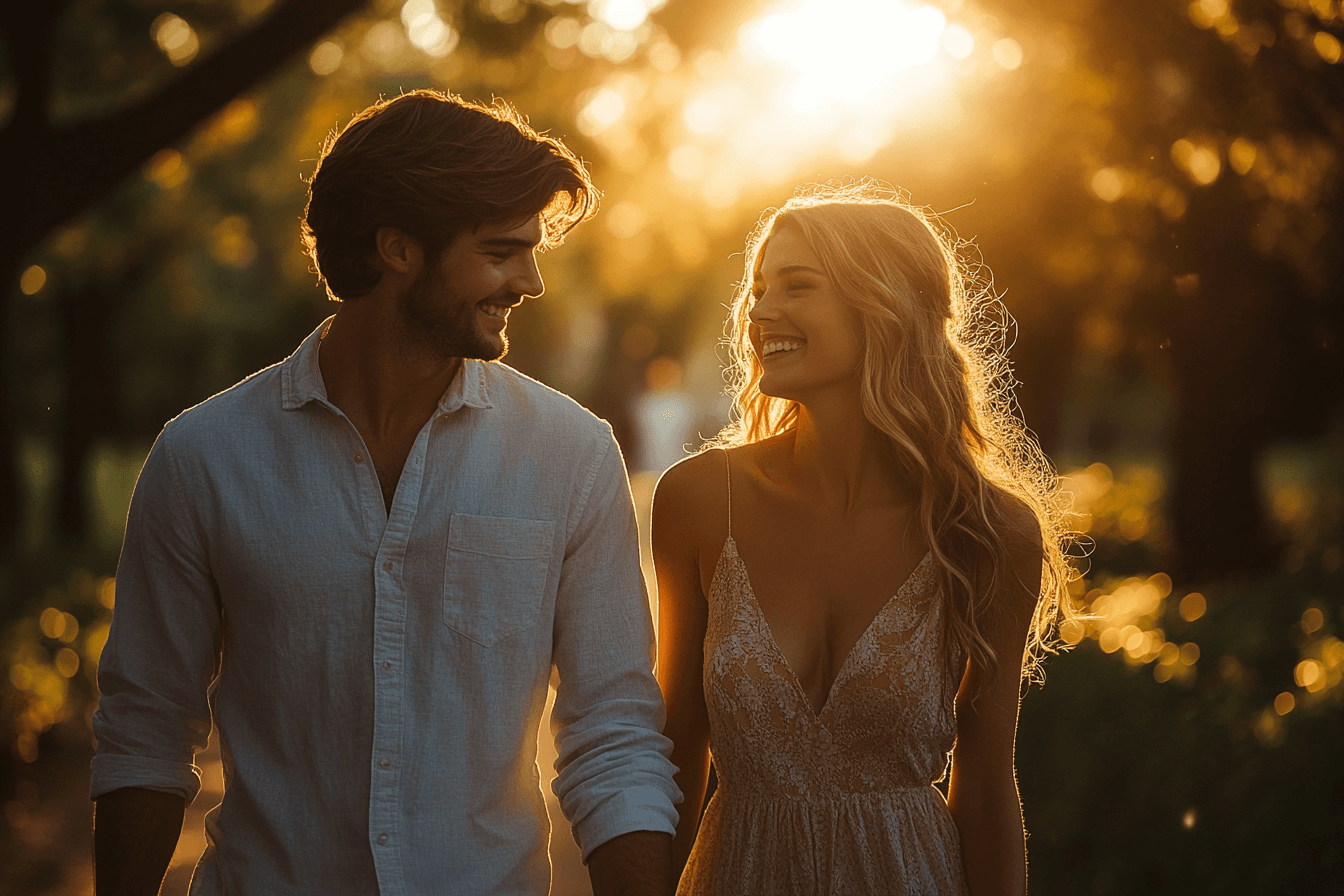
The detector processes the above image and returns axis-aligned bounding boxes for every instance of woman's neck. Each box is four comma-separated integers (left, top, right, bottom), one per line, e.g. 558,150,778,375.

787,387,914,514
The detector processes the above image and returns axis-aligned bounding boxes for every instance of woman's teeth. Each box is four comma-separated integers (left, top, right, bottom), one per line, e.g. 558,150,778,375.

763,340,802,357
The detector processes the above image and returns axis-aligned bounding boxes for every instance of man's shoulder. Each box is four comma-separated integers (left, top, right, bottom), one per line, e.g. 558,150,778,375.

159,361,285,447
485,362,610,439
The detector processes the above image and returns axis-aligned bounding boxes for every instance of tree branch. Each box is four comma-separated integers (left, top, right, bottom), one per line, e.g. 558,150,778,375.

3,0,367,260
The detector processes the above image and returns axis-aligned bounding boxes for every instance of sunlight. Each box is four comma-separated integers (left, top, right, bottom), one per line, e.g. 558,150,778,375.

559,0,1008,197
589,0,668,32
739,0,948,100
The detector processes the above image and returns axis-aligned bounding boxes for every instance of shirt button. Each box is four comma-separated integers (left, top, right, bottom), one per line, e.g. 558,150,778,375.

354,452,364,463
383,560,393,572
382,661,391,670
379,758,391,769
377,833,388,846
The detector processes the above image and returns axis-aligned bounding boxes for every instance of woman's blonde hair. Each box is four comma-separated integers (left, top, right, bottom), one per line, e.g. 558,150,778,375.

710,181,1077,687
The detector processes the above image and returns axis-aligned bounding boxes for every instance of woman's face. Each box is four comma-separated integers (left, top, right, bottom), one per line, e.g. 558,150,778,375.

748,224,864,401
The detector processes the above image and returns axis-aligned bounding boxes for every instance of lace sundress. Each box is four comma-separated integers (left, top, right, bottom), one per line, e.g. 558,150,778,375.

678,451,970,896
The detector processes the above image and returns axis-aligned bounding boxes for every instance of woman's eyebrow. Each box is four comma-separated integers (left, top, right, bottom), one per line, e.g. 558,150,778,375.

773,264,825,277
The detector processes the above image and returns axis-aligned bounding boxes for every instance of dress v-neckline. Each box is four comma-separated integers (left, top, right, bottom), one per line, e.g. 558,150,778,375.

712,535,932,721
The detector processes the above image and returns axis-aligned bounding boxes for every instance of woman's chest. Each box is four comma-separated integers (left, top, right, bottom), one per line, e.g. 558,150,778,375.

711,513,927,682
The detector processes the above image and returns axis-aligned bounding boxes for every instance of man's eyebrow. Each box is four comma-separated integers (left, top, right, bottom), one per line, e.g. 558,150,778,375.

478,236,539,250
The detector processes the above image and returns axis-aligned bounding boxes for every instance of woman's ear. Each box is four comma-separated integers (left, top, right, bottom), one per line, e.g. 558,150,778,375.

372,226,424,275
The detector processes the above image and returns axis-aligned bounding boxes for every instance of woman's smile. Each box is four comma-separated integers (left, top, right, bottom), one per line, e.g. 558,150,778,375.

760,339,805,359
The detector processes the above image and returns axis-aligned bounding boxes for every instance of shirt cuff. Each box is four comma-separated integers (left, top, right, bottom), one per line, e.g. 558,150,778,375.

90,753,203,805
571,784,679,862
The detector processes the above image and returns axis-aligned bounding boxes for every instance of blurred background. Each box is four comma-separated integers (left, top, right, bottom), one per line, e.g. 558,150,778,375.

0,0,1341,893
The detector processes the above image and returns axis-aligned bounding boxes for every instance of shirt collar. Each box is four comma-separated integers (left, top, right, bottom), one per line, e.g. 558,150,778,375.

281,315,494,413
438,357,494,413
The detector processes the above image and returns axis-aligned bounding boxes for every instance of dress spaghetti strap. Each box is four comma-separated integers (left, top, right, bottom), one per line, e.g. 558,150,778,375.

723,448,732,537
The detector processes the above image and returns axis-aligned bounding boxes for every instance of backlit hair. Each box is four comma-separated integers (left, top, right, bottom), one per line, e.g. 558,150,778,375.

302,89,598,301
711,181,1078,688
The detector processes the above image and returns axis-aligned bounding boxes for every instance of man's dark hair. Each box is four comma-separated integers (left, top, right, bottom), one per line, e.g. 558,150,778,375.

302,89,598,301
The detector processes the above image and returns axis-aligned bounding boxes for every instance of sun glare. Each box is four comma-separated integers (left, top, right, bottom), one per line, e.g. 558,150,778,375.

575,0,1005,205
740,0,948,100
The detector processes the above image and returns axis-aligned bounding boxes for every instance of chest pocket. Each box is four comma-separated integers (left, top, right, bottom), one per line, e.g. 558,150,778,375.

444,513,554,647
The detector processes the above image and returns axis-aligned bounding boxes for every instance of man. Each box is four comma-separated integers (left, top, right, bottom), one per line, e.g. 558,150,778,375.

91,90,680,896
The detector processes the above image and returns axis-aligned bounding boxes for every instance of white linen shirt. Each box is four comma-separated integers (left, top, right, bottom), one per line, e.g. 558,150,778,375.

91,320,680,895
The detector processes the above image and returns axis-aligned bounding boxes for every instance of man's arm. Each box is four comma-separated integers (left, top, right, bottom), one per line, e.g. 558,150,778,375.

548,428,681,896
91,425,220,891
93,787,185,896
587,830,673,896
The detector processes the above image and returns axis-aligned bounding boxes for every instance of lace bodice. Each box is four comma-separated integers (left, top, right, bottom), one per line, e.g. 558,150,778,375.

703,538,960,802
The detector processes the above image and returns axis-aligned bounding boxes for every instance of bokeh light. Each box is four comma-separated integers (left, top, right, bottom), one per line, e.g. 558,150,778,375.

1172,138,1222,186
1179,592,1206,622
991,37,1023,70
309,40,345,76
18,265,47,296
402,0,460,58
152,13,200,67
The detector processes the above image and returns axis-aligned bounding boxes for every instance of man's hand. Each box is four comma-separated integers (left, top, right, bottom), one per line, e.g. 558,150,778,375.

587,829,674,896
93,787,185,896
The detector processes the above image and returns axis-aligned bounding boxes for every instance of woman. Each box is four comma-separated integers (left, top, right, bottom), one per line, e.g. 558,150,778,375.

653,183,1074,895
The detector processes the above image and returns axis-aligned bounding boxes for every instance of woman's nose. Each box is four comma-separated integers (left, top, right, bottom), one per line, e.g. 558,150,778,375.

747,292,778,323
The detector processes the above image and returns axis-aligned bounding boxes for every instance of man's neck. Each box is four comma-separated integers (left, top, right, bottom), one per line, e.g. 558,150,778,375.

317,298,463,446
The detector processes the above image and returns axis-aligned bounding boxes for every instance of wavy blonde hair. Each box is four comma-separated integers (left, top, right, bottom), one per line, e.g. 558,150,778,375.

710,182,1077,687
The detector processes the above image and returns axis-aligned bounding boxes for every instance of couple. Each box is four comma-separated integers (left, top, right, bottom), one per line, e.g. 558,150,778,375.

91,90,1069,896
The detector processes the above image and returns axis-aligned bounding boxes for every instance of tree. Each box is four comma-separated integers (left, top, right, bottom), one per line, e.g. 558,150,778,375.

991,0,1344,581
0,0,370,551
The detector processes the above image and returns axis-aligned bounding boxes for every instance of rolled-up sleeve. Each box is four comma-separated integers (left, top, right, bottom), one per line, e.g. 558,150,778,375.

549,428,681,860
90,422,220,805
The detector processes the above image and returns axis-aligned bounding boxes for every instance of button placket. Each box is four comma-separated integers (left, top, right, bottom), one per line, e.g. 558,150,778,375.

366,413,435,892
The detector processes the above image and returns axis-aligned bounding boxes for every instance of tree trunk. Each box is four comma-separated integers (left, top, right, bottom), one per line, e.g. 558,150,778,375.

57,277,126,540
0,278,17,554
1167,251,1282,583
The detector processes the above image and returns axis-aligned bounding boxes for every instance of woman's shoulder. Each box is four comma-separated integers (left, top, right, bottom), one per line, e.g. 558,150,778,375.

987,491,1046,613
655,437,784,497
996,492,1044,557
651,449,733,561
654,447,730,515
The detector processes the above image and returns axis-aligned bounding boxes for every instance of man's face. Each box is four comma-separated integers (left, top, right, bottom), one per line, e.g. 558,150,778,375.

398,216,545,362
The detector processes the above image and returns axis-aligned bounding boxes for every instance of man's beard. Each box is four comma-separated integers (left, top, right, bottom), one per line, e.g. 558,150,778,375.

398,263,515,363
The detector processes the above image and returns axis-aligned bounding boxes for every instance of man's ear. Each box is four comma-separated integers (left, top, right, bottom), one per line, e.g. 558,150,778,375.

373,227,423,275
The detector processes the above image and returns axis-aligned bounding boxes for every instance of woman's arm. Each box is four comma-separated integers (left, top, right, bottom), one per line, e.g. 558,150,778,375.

651,457,715,889
947,520,1044,896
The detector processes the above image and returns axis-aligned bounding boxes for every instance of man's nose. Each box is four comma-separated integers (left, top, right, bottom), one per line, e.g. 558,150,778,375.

516,254,544,299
